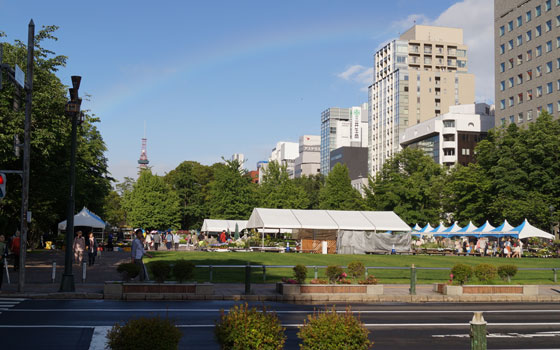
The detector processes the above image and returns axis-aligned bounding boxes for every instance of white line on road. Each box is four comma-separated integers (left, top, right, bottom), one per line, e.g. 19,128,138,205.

0,298,25,301
88,326,111,350
433,331,560,338
3,308,560,313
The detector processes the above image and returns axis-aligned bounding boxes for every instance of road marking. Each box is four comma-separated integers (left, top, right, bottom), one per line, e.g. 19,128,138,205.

3,308,560,313
433,331,560,338
0,298,26,301
0,299,24,315
88,326,111,350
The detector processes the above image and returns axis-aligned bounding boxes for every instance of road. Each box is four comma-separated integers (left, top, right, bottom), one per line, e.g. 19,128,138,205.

1,298,559,349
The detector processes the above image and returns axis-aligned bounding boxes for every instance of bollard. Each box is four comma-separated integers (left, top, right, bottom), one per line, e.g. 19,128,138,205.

4,259,10,284
314,266,318,279
209,265,213,282
409,264,417,295
82,262,87,283
244,262,251,295
554,268,557,283
262,265,266,282
470,312,487,350
365,267,369,279
51,261,56,283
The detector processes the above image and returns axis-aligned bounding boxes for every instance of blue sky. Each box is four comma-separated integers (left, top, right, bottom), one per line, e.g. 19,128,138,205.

0,0,493,183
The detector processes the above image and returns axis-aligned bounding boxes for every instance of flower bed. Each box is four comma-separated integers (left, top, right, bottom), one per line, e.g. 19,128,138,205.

278,283,383,296
433,283,537,295
104,281,213,300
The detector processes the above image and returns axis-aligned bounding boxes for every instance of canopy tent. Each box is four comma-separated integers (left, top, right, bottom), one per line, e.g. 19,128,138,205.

508,219,555,240
58,207,107,231
412,224,421,231
418,223,434,233
201,219,247,233
472,221,495,234
430,222,448,233
480,219,515,238
434,222,463,237
455,221,478,234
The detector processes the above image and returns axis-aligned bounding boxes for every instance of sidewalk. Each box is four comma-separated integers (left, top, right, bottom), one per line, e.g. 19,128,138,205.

1,250,559,302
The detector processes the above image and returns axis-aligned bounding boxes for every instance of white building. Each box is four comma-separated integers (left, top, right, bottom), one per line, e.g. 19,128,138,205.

231,153,246,167
269,141,299,178
294,135,320,178
320,103,368,176
400,103,495,167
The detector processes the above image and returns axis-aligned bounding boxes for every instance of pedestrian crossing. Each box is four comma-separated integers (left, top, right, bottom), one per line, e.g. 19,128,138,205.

0,298,25,315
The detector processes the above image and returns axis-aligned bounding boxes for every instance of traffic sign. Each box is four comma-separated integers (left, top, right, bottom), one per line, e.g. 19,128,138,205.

15,64,25,89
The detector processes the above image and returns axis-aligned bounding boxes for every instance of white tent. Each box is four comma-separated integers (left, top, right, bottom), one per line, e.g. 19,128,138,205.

472,220,495,234
490,219,515,234
430,222,448,233
412,224,421,231
58,207,106,231
508,219,554,240
456,221,478,234
201,219,247,233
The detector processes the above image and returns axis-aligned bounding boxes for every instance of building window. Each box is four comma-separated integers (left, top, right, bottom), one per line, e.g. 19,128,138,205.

500,44,505,54
547,82,553,93
517,54,523,65
500,62,505,72
536,25,542,37
537,106,542,115
508,40,513,50
509,77,514,88
500,99,506,110
536,65,542,77
558,79,560,90
536,45,542,56
518,112,524,123
509,96,514,107
499,26,505,36
557,15,560,27
526,10,532,22
536,5,541,17
547,103,553,114
517,35,523,46
557,58,560,69
537,86,543,97
517,74,523,85
517,16,523,27
443,120,455,127
518,92,524,104
500,81,505,91
527,89,533,100
508,21,513,31
508,58,514,69
546,61,553,73
501,118,506,127
509,115,515,124
527,49,533,61
546,41,552,52
546,20,552,32
546,0,551,11
526,30,532,41
527,109,533,120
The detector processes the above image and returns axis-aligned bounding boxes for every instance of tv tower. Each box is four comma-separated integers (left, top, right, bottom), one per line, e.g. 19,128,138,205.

138,122,149,170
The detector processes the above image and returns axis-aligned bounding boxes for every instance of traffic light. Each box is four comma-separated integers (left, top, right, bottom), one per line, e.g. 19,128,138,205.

0,173,6,199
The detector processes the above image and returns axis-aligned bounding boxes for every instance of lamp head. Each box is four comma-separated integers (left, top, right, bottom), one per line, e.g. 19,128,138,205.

71,76,81,90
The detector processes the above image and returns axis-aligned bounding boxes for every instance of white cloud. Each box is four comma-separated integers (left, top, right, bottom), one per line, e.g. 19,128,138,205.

338,0,494,103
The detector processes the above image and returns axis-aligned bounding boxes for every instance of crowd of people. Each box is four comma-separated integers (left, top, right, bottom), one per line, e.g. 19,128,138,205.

71,230,99,266
415,236,525,258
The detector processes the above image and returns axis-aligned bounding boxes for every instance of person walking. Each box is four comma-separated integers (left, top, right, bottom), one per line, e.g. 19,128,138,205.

72,231,85,265
107,233,114,252
173,232,180,251
10,231,21,272
131,229,152,281
165,230,173,250
86,232,98,266
0,235,6,291
153,231,161,251
144,231,152,250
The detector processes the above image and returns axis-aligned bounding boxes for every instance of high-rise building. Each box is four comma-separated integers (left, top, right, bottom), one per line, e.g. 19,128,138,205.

320,103,368,176
294,135,320,178
231,153,246,167
494,0,560,127
368,25,475,175
269,141,299,178
400,103,495,167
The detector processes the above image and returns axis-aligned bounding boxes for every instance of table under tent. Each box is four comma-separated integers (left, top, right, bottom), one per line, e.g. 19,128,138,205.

246,208,411,254
57,207,108,242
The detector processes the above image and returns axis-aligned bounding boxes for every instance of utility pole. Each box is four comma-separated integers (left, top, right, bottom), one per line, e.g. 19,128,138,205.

19,19,35,293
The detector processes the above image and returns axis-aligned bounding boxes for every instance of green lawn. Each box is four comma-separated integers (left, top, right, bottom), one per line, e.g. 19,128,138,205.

144,251,560,285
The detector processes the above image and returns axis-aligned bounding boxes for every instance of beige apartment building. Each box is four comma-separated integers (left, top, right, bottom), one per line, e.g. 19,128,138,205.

368,25,475,175
494,0,560,127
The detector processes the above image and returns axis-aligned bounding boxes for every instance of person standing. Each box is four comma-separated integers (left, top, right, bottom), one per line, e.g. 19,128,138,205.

10,231,21,272
145,231,152,251
131,229,152,281
173,232,180,251
153,231,161,251
86,232,98,266
219,230,226,244
107,233,114,252
72,231,85,265
165,230,173,250
0,235,6,291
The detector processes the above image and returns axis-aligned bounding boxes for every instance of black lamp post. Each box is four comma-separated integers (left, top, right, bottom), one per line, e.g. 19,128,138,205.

59,76,83,292
550,205,556,240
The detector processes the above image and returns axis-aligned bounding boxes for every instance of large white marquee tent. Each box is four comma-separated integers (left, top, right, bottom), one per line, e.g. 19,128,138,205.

201,219,248,234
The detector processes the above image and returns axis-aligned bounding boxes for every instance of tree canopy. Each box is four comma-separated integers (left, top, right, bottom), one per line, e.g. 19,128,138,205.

258,161,309,209
319,163,364,210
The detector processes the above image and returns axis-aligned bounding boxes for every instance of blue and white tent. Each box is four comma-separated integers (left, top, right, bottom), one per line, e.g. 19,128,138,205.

508,219,554,240
418,223,434,233
436,222,463,237
455,221,479,236
412,223,422,231
484,219,515,237
430,222,448,233
58,207,107,231
472,221,495,234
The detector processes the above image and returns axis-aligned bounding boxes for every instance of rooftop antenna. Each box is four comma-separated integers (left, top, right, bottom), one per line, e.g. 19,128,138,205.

138,121,149,170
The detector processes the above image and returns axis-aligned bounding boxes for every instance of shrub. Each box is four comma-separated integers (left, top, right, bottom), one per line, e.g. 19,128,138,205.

347,261,366,280
215,303,286,350
326,265,344,284
106,316,182,350
474,263,497,283
293,264,308,284
450,263,473,285
298,307,372,350
173,260,195,283
116,263,140,282
310,279,328,284
150,260,171,283
497,264,518,282
358,275,378,285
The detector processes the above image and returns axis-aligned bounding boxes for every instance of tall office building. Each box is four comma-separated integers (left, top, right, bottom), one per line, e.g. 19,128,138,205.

368,25,475,175
494,0,560,127
294,135,321,178
269,141,299,178
320,103,368,176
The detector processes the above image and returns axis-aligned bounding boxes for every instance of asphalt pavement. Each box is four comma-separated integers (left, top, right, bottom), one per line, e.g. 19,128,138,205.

1,299,559,349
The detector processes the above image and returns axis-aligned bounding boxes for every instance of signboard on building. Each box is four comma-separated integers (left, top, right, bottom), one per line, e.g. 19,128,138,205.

351,107,361,142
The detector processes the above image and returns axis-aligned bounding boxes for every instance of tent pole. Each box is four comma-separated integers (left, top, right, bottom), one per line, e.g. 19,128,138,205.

262,227,264,248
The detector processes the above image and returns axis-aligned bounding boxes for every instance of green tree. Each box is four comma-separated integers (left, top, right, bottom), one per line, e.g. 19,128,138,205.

122,171,181,229
293,174,324,209
164,161,213,229
319,163,364,210
0,26,111,243
366,148,444,225
102,190,126,228
206,159,257,219
258,161,309,209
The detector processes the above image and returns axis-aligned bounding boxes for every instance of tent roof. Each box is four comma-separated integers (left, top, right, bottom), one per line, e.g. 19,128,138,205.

201,219,247,232
418,223,434,233
442,222,462,233
412,224,421,231
457,221,478,233
246,208,410,232
58,207,106,231
491,219,515,233
509,219,554,240
472,221,495,232
430,222,448,233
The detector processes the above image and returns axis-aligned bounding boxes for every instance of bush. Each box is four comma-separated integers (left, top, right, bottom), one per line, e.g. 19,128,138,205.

326,265,344,284
173,260,195,283
298,307,372,350
150,260,171,283
215,303,286,350
106,316,182,350
474,263,497,283
116,263,140,282
497,264,518,282
310,278,328,284
358,275,378,285
347,261,366,280
450,263,473,285
293,264,308,284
